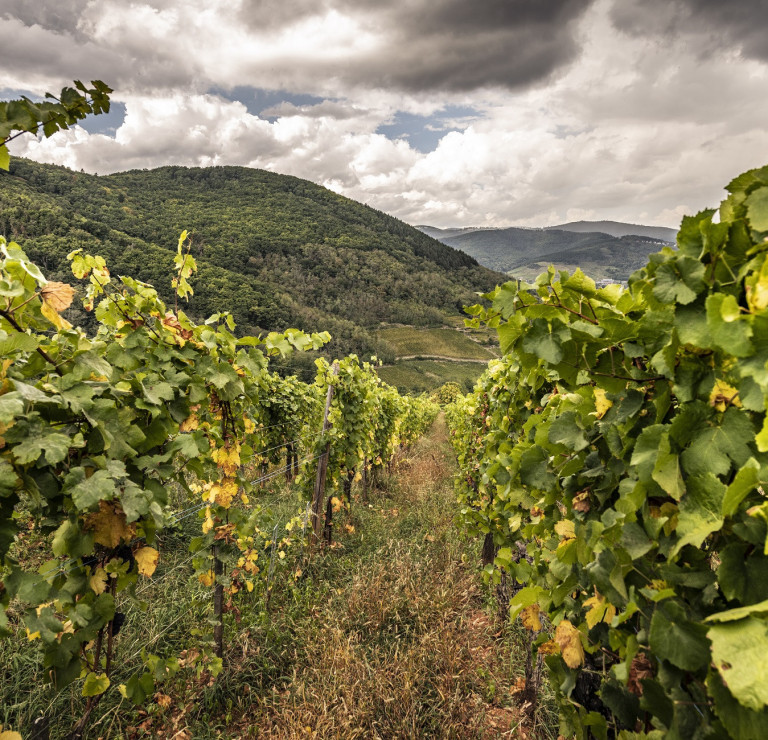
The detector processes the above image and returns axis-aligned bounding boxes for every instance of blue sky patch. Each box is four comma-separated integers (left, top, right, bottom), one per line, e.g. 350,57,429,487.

209,86,326,118
376,105,480,153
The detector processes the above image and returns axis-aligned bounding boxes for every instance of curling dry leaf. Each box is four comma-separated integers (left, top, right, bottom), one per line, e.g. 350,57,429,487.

41,281,76,312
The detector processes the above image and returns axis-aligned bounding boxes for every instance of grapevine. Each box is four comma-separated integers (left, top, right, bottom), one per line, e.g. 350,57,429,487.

447,164,768,738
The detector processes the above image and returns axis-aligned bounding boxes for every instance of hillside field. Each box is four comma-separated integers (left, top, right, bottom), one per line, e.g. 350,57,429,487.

377,327,497,361
378,359,485,394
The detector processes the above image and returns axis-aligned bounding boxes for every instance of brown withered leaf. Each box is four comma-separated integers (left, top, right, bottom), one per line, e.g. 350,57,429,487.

628,653,654,695
573,490,591,513
41,282,76,312
84,501,135,548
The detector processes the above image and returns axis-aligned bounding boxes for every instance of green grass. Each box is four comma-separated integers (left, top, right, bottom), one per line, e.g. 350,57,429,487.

378,359,485,394
376,327,496,361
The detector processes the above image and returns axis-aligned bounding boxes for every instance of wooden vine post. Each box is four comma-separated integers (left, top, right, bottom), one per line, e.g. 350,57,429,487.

311,361,338,545
212,544,224,659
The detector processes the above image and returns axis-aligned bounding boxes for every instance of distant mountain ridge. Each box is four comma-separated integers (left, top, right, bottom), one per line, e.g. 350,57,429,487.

416,220,677,282
546,220,677,242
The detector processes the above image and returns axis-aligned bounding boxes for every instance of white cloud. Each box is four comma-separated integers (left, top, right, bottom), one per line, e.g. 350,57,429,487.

3,0,768,229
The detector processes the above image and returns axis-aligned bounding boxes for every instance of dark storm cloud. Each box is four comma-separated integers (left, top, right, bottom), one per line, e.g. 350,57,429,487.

240,0,596,92
611,0,768,62
0,0,86,36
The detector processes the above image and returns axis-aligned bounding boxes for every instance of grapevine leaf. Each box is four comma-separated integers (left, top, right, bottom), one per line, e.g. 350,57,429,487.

69,469,117,511
649,601,710,672
84,501,135,547
630,425,665,482
548,411,588,452
746,187,768,233
708,617,768,711
82,671,110,697
717,545,768,605
671,473,726,556
705,599,768,624
651,432,685,500
89,567,108,595
681,409,754,478
0,332,38,354
706,294,753,357
707,671,768,740
40,281,76,312
11,431,72,465
722,459,760,516
521,319,567,364
653,257,705,305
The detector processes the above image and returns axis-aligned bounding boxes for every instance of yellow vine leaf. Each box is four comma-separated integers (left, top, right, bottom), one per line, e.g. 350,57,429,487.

354,471,362,483
331,496,342,513
212,444,241,476
179,413,199,432
521,604,542,632
555,620,585,669
554,519,575,541
243,417,256,434
345,524,355,534
202,509,214,534
198,570,215,587
748,258,768,311
26,628,41,641
40,300,72,330
135,547,159,577
89,566,108,595
593,387,613,419
538,639,559,655
41,281,76,312
212,478,238,508
583,591,617,629
84,502,135,548
709,379,741,412
0,729,24,740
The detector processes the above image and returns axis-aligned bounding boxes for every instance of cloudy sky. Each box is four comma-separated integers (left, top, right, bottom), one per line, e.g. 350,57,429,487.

2,0,767,228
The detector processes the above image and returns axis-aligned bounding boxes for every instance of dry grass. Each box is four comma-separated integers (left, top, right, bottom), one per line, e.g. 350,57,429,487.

224,417,543,739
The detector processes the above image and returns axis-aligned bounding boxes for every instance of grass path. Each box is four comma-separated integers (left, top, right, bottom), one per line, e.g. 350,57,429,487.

214,415,551,739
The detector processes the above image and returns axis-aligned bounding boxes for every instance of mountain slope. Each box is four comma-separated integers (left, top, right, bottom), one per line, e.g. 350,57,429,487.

0,160,503,359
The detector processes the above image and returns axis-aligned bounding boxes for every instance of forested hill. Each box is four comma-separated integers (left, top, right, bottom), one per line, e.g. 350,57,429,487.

0,159,502,359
